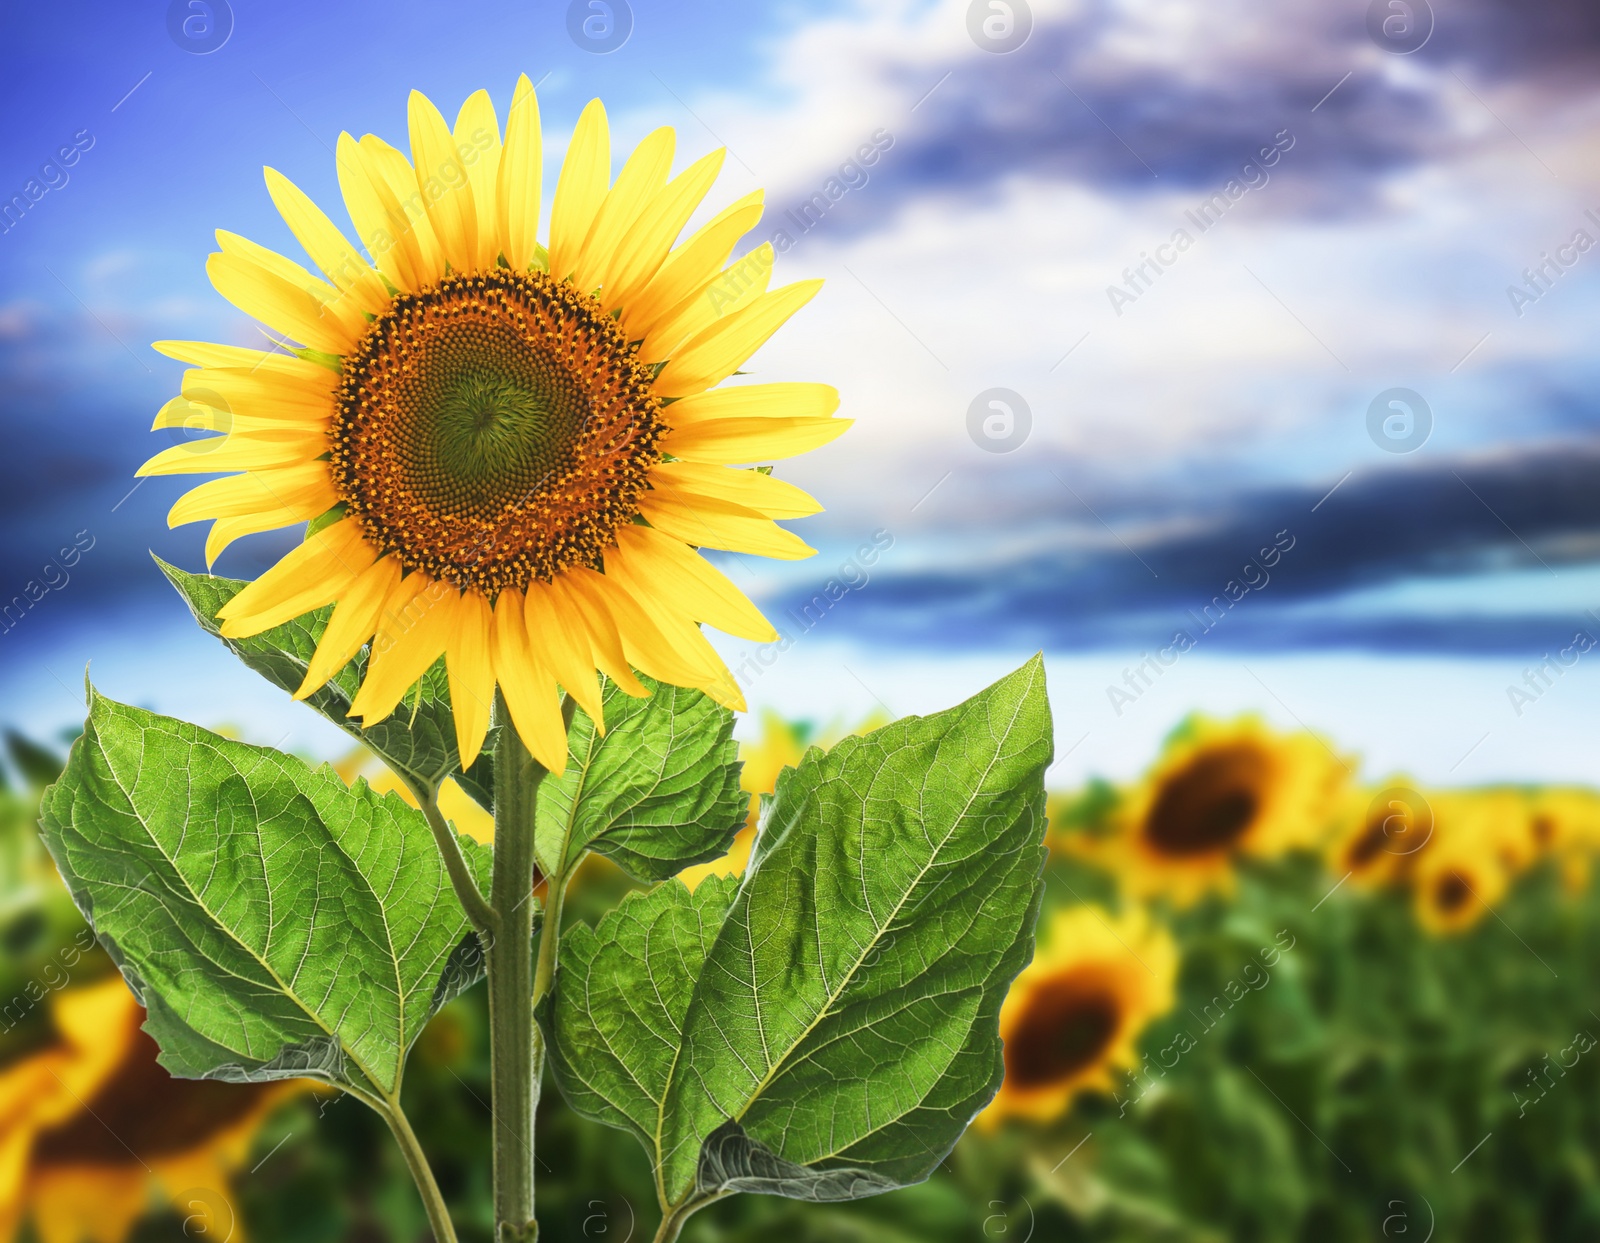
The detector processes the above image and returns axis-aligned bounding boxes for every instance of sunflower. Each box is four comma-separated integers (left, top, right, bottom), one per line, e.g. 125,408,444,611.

1104,716,1346,905
1409,793,1515,935
1,976,304,1243
1326,779,1436,888
139,78,849,772
979,904,1178,1128
1526,786,1600,893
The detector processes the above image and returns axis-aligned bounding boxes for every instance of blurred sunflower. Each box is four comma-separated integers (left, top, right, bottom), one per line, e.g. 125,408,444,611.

1104,717,1346,905
1525,786,1600,893
1,976,305,1243
1326,779,1436,888
979,904,1177,1128
1410,794,1513,936
139,78,849,773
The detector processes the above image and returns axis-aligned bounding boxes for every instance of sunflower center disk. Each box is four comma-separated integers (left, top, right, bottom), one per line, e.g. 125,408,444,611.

1007,973,1121,1088
332,270,665,595
1144,745,1270,856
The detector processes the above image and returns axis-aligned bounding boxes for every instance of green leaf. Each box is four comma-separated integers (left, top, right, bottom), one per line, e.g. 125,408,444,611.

156,557,494,808
542,656,1053,1215
38,684,491,1099
536,675,744,882
544,875,740,1148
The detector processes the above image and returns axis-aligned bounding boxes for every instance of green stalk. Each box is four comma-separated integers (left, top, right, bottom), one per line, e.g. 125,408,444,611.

487,691,576,1242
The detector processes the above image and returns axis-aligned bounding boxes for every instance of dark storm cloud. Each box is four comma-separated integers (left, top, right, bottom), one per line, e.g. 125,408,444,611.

787,442,1600,655
777,0,1600,242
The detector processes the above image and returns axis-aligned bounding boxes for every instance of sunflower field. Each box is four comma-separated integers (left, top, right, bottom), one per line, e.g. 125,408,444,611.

4,709,1600,1243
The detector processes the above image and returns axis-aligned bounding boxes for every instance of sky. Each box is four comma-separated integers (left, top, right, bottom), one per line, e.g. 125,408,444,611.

2,0,1600,790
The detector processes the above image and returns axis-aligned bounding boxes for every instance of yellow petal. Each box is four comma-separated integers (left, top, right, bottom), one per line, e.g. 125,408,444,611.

622,190,762,343
660,415,852,464
338,131,412,292
638,492,816,560
552,570,649,697
524,580,604,726
360,134,448,288
217,229,368,346
445,589,496,766
349,574,455,723
641,240,774,364
651,460,822,519
297,554,402,698
490,588,568,772
216,517,376,637
602,147,725,314
610,524,776,641
496,74,542,272
263,167,390,316
409,90,478,274
454,88,504,271
654,277,821,399
574,125,674,294
584,563,741,706
205,251,353,355
152,393,328,436
168,463,332,527
138,428,328,476
666,381,839,424
152,339,327,375
547,99,610,282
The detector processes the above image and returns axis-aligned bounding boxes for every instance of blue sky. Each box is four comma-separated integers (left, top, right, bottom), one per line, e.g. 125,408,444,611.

4,0,1600,788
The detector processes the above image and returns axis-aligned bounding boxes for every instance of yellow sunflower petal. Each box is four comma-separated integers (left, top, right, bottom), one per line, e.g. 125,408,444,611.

601,148,726,314
216,517,375,636
296,554,402,699
359,134,448,288
349,574,456,723
217,230,369,347
574,125,674,294
638,492,816,560
660,415,851,464
490,588,568,772
524,580,605,726
445,589,496,766
137,428,329,476
610,524,776,641
263,166,390,316
640,241,774,364
553,570,649,697
622,190,763,343
152,339,327,376
409,89,479,274
165,465,318,526
654,277,823,399
205,250,353,355
495,73,542,272
453,88,504,271
586,563,744,709
651,460,822,519
547,99,610,282
666,381,839,424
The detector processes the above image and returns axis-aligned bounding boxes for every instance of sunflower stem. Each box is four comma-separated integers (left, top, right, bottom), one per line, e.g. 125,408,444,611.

380,1099,460,1243
487,691,577,1241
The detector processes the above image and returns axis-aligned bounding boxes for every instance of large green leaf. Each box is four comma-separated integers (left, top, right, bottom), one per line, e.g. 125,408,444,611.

542,656,1052,1215
536,675,744,882
39,684,491,1099
157,557,493,808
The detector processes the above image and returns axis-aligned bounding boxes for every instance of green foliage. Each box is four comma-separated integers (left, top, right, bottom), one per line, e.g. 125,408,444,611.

38,684,490,1100
158,558,494,807
537,675,745,883
545,656,1054,1219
